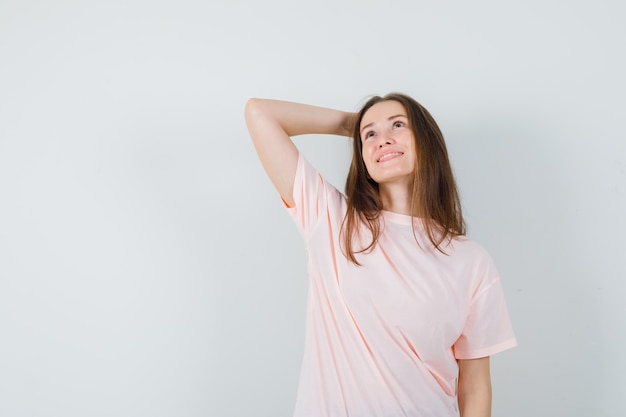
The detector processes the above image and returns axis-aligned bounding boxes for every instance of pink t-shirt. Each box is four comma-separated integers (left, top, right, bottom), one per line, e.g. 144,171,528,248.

285,154,517,417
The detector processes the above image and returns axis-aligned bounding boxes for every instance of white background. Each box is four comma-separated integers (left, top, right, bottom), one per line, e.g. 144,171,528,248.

1,0,624,416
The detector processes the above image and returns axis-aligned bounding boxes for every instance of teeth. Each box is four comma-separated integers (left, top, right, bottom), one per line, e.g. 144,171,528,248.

379,152,402,162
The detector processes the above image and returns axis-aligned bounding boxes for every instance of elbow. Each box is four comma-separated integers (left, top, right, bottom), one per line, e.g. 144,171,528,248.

244,97,267,121
244,98,275,146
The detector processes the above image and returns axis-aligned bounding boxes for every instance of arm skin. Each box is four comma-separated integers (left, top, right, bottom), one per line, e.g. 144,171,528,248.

458,357,492,417
244,98,354,207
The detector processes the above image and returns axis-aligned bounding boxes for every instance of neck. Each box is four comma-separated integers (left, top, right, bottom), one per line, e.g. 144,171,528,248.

379,182,415,216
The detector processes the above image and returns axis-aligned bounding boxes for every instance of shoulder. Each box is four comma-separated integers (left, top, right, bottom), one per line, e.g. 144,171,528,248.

448,236,492,260
295,153,346,200
286,152,347,236
446,236,500,283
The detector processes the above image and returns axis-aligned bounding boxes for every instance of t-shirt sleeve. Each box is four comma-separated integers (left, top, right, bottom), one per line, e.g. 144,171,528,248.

453,253,518,359
283,152,343,237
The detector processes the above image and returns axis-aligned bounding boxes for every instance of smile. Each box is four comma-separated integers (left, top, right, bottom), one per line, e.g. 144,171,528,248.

377,152,403,162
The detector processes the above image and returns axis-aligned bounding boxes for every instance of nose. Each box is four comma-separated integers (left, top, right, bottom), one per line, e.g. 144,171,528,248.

378,132,395,147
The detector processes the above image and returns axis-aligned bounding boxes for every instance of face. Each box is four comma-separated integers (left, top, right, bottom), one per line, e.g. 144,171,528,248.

360,100,416,186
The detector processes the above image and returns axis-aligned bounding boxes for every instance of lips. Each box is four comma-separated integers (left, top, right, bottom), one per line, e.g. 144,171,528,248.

377,151,403,162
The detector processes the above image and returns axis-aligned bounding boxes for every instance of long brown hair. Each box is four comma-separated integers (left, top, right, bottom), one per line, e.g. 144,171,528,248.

341,93,466,265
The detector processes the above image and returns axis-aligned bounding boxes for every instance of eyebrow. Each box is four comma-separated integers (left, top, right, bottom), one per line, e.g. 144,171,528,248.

360,114,408,134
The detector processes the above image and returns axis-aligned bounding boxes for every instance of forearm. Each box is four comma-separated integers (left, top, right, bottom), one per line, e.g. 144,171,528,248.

458,386,491,417
457,357,492,417
245,98,354,138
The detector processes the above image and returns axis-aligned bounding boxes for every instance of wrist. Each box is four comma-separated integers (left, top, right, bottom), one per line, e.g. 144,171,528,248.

341,112,357,137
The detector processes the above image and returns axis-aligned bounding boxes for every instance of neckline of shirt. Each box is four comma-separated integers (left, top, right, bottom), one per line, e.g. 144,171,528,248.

381,210,426,227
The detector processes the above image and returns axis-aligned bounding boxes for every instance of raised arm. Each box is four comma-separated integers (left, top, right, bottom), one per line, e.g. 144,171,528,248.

244,98,354,207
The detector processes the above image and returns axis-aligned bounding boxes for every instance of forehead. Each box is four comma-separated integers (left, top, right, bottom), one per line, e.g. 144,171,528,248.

360,100,407,129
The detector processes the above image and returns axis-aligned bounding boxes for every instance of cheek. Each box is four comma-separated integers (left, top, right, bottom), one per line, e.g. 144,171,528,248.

362,142,376,158
361,147,374,168
360,145,368,163
405,138,418,167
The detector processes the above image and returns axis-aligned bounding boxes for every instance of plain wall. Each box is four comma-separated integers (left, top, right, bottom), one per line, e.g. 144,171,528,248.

1,0,624,416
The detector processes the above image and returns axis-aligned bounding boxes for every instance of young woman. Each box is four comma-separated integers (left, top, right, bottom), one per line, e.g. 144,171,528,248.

244,93,516,417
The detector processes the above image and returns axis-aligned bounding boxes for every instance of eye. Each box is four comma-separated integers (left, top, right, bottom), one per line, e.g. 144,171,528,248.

392,121,405,129
363,130,376,140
